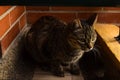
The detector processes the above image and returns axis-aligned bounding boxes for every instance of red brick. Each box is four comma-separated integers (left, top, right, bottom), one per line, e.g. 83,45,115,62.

103,7,120,10
78,13,96,20
0,42,2,56
27,13,76,24
0,6,11,16
19,14,26,30
51,6,102,11
10,6,25,25
0,14,10,38
1,22,20,53
98,13,120,23
78,13,120,23
26,6,49,11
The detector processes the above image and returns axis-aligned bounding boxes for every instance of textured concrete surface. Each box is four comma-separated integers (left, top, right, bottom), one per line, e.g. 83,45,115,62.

0,26,35,80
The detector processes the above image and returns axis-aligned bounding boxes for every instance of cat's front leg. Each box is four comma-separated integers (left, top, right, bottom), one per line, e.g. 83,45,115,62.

70,62,80,75
50,61,65,77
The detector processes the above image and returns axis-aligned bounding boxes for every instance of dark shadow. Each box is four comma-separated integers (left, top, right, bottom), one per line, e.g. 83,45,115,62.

79,42,120,80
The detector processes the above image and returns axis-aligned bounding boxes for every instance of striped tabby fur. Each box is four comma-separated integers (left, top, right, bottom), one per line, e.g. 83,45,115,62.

24,14,98,77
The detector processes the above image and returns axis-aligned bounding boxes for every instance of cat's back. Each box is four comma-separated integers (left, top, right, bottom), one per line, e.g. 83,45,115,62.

24,16,66,62
30,16,65,32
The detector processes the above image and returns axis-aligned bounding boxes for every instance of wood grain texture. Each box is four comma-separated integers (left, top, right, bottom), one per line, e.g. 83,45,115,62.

95,24,120,60
95,23,120,68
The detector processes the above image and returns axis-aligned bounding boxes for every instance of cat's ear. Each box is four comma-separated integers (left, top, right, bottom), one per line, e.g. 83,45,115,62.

73,19,82,28
87,13,98,26
67,19,82,31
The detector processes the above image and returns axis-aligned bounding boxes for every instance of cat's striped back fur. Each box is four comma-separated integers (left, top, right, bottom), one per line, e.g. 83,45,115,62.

24,14,98,77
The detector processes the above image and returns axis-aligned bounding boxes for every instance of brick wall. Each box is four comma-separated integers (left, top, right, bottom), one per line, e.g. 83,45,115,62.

0,6,120,57
26,6,120,25
0,6,26,56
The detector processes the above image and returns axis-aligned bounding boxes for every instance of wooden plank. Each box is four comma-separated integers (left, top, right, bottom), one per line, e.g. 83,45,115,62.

95,23,120,62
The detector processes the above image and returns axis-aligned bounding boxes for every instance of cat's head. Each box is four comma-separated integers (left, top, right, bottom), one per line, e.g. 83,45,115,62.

67,13,98,53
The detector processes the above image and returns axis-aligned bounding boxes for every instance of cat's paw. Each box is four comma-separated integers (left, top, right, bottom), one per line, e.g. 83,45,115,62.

54,71,65,77
51,63,65,77
70,69,80,75
70,63,80,75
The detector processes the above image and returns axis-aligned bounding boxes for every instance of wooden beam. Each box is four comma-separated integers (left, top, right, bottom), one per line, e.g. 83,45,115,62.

95,23,120,70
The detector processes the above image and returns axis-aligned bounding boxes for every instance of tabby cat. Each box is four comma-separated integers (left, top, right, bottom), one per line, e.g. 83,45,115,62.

24,14,98,77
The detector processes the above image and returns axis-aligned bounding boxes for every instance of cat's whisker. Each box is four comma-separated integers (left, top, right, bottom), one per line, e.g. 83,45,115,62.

92,49,98,62
93,47,101,58
92,46,101,63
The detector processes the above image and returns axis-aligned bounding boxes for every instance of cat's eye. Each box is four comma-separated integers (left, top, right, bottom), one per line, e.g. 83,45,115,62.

91,37,96,42
91,38,94,42
91,32,97,42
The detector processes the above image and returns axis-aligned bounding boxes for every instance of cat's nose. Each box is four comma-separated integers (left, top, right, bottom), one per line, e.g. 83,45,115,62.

87,43,93,49
85,45,93,52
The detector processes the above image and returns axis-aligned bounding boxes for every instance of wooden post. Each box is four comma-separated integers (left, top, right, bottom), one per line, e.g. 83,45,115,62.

95,23,120,71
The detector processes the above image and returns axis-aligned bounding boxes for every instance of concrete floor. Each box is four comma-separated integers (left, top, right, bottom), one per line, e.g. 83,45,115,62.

33,66,84,80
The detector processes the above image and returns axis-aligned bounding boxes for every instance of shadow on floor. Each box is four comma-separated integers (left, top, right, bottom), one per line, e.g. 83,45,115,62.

79,45,120,80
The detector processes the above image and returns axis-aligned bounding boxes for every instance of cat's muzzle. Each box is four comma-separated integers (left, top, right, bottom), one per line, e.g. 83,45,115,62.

84,47,93,52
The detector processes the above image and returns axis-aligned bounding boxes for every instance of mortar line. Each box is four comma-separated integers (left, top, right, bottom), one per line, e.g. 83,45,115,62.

0,12,26,41
27,10,120,13
0,6,16,20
